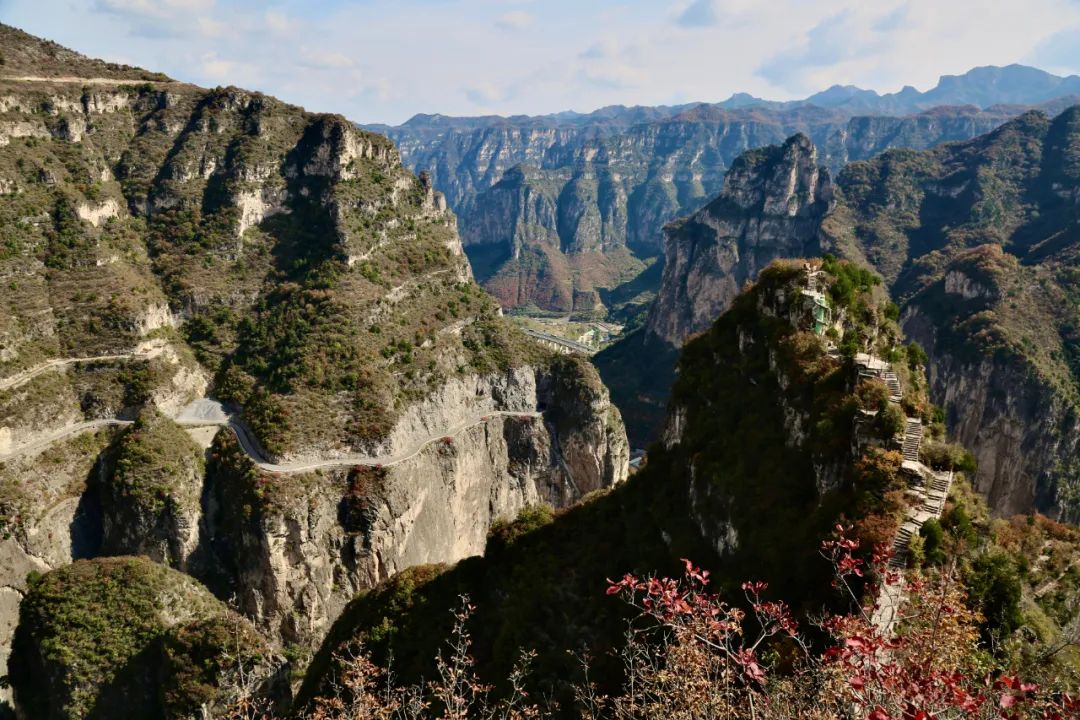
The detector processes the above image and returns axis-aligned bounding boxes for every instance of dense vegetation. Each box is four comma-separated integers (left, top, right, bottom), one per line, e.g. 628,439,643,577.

9,557,267,720
107,409,203,517
99,408,205,566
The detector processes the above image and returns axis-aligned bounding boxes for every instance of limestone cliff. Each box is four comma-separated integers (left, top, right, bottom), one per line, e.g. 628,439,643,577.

899,247,1080,520
0,430,112,710
0,25,629,716
198,358,626,647
625,109,1080,518
645,134,834,346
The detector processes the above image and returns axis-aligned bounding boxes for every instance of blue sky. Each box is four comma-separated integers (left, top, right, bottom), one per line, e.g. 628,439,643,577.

2,0,1080,124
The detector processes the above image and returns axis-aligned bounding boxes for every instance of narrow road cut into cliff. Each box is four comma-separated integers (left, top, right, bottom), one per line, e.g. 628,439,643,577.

0,358,544,473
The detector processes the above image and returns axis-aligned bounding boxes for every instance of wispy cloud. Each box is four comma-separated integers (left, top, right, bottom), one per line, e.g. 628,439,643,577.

1025,25,1080,75
757,11,871,90
93,0,217,38
676,0,719,27
264,9,292,34
297,49,355,70
6,0,1080,124
495,10,533,31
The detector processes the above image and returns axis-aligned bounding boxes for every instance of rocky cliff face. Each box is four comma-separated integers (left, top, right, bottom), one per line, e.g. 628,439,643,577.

99,409,205,569
632,109,1080,518
0,25,628,717
199,358,626,647
898,247,1080,520
904,305,1079,518
378,95,1066,314
645,134,834,346
0,429,111,711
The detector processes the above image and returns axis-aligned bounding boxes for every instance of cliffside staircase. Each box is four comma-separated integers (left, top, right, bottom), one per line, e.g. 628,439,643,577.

921,470,954,516
890,523,915,569
865,351,960,635
901,418,923,463
884,371,902,403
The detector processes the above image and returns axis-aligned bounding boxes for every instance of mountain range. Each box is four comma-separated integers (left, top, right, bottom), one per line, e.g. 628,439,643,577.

370,65,1080,317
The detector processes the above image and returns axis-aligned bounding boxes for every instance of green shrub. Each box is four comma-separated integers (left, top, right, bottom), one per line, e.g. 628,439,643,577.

878,402,906,439
10,557,233,720
966,552,1024,646
941,503,978,547
920,518,946,566
907,532,926,568
486,504,556,554
907,341,929,369
921,441,977,472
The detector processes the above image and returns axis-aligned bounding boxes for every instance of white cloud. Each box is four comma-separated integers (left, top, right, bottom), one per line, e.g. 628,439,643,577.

495,10,533,31
264,9,293,34
580,41,611,60
94,0,219,38
8,0,1080,124
674,0,756,29
199,52,236,79
751,0,1078,97
676,0,718,27
1025,24,1080,75
298,50,355,70
464,82,507,105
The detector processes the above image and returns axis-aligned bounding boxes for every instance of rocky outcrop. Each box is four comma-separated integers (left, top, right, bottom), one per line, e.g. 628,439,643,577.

200,359,627,647
9,556,279,720
645,134,834,347
99,409,205,569
628,110,1080,518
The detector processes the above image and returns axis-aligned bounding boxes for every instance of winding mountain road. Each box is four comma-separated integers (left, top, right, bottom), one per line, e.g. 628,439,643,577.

224,407,541,473
1,392,543,474
0,347,164,392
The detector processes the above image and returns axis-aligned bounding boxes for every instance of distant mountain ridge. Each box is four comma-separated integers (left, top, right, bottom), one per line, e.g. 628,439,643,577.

368,65,1080,317
723,65,1080,115
371,64,1080,133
